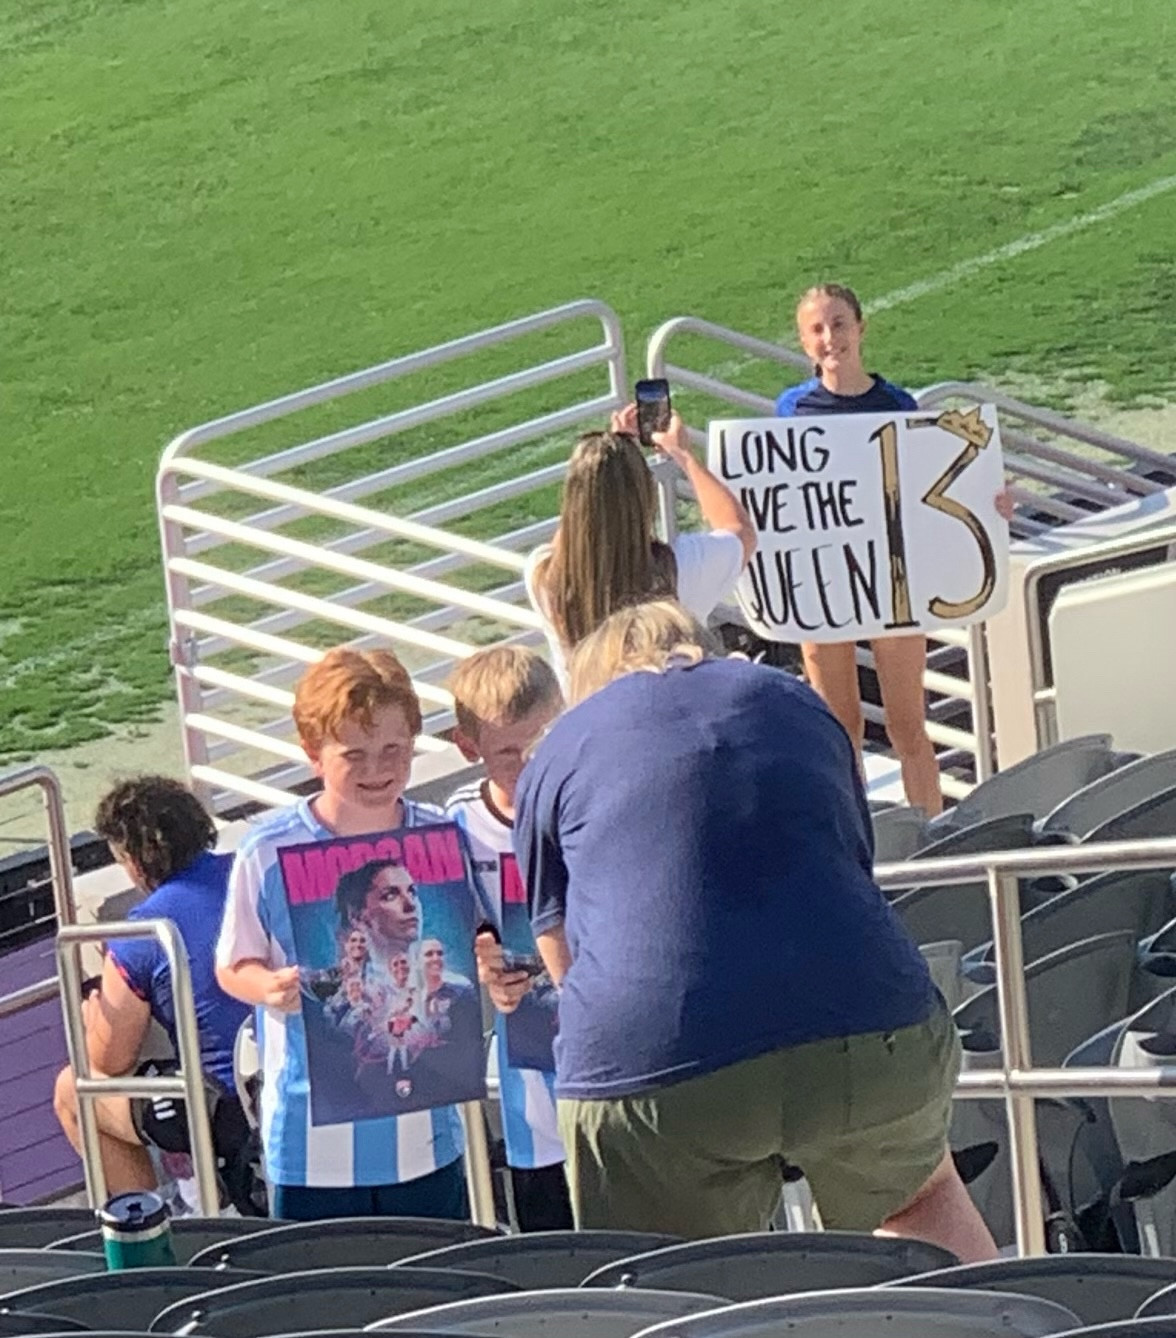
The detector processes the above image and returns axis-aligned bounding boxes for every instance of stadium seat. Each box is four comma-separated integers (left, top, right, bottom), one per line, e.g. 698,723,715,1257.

0,1267,260,1330
927,735,1117,830
396,1230,683,1290
149,1268,521,1336
0,1208,102,1250
921,940,966,1010
184,1215,497,1270
954,931,1139,1066
1138,1283,1176,1318
872,806,930,865
891,814,1038,952
51,1216,279,1263
627,1287,1080,1338
1052,1322,1176,1337
0,1312,88,1335
368,1287,725,1337
1040,751,1176,839
0,1249,106,1294
579,1232,958,1299
891,1256,1176,1325
962,870,1176,992
1084,787,1176,844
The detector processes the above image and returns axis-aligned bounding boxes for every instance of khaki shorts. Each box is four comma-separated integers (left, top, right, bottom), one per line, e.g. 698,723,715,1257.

558,1002,960,1238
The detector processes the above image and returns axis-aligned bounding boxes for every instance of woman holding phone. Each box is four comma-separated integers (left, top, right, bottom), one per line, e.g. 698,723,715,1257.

525,401,755,687
777,283,1013,817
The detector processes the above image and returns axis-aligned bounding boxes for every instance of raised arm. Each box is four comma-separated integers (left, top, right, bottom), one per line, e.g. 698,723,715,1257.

654,412,756,562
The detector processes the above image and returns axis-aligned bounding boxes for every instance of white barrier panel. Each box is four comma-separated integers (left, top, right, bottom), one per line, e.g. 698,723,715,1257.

709,406,1010,643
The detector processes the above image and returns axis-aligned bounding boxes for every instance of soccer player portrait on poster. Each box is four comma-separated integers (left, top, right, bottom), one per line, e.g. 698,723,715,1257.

278,820,485,1124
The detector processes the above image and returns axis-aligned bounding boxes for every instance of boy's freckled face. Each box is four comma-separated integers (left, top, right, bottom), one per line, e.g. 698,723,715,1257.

476,704,560,803
310,704,415,814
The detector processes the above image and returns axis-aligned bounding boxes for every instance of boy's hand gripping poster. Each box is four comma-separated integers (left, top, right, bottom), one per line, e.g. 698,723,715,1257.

500,852,558,1072
279,821,486,1124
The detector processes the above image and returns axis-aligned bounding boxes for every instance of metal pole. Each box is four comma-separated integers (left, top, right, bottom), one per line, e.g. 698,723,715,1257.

459,1101,498,1229
986,867,1046,1256
54,930,107,1211
967,622,995,783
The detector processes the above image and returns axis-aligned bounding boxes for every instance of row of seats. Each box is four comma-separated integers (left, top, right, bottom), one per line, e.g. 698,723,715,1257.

8,1215,1176,1333
863,734,1176,1253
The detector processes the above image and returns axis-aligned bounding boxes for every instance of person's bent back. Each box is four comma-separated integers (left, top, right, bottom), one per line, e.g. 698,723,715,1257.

54,776,248,1198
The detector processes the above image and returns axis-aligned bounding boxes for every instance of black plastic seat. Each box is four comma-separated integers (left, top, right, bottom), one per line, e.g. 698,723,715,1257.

368,1287,725,1337
185,1216,496,1271
397,1229,681,1290
891,1255,1176,1325
0,1268,260,1331
148,1267,517,1336
0,1311,89,1334
580,1231,958,1299
1041,750,1176,840
0,1248,107,1294
51,1217,277,1264
627,1287,1079,1338
0,1209,101,1251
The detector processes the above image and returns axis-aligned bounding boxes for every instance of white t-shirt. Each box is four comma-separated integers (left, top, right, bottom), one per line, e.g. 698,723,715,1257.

524,530,744,688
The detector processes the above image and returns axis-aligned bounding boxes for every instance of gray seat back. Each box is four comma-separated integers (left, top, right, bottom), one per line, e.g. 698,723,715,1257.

580,1232,958,1299
52,1218,275,1264
397,1231,681,1289
1041,751,1176,839
891,1255,1176,1325
1,1268,259,1330
186,1216,497,1270
872,807,929,865
148,1267,516,1336
0,1249,106,1294
1086,788,1176,844
628,1287,1079,1338
0,1209,101,1251
369,1288,725,1338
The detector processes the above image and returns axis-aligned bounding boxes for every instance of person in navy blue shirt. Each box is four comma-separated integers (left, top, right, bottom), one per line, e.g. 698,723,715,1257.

54,776,248,1196
516,599,997,1260
776,283,1013,817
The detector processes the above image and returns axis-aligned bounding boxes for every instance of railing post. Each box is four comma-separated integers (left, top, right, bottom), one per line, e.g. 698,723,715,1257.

459,1100,498,1229
968,622,995,783
986,866,1046,1256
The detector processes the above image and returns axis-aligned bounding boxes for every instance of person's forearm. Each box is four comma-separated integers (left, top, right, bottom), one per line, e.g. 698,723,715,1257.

535,925,573,986
678,452,756,559
216,959,276,1006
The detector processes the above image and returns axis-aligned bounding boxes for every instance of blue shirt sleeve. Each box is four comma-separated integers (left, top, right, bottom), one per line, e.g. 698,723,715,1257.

882,379,919,410
514,758,569,937
108,904,163,1003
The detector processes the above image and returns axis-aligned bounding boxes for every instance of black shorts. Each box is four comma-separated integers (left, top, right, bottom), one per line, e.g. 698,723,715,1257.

129,1059,248,1158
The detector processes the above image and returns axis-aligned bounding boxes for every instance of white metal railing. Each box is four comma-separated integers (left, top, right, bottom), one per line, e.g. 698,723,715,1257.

645,316,1173,794
876,836,1176,1258
156,300,645,814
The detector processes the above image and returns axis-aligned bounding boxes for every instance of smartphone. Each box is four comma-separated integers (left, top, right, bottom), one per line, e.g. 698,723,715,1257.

501,950,546,979
635,378,672,446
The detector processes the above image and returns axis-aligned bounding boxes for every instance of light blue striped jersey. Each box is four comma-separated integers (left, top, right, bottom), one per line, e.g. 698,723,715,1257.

216,796,464,1188
445,781,564,1171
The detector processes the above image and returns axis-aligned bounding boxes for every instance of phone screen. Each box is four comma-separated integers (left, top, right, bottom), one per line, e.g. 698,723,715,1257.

635,378,672,446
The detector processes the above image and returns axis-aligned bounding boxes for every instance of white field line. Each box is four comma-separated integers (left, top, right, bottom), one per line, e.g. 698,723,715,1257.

705,171,1176,383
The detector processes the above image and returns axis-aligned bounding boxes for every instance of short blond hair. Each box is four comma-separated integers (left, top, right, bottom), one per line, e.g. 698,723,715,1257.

567,600,718,704
293,646,422,754
447,645,562,741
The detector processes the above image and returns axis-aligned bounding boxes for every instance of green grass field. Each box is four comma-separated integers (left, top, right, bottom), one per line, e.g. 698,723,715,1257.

2,0,1175,761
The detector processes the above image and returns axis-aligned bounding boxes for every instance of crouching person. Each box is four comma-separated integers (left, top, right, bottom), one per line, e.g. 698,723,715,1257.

54,776,251,1203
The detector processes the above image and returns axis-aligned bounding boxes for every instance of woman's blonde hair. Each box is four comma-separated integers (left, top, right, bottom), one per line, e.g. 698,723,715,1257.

537,431,677,651
567,599,717,705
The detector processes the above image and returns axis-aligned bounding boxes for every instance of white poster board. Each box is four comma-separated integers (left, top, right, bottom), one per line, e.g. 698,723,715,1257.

708,405,1009,643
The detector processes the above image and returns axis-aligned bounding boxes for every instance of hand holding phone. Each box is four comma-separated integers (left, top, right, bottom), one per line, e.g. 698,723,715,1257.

635,378,672,447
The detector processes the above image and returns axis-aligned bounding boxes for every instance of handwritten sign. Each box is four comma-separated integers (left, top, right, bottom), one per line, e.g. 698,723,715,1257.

708,405,1009,642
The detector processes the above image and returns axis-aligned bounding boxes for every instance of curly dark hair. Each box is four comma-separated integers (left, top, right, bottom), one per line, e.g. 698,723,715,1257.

93,776,216,890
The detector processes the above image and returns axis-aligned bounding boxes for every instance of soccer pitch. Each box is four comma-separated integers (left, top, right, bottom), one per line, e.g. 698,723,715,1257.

2,0,1174,762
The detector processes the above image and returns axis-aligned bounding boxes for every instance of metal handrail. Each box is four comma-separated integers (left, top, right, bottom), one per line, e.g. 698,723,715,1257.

0,766,77,1022
1023,517,1176,748
55,919,220,1217
875,835,1176,1258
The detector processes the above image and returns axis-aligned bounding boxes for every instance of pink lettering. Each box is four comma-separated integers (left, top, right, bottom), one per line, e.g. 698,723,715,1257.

500,853,526,904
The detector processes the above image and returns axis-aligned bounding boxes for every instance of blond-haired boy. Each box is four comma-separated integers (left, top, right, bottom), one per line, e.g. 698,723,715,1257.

445,645,570,1231
215,646,467,1221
